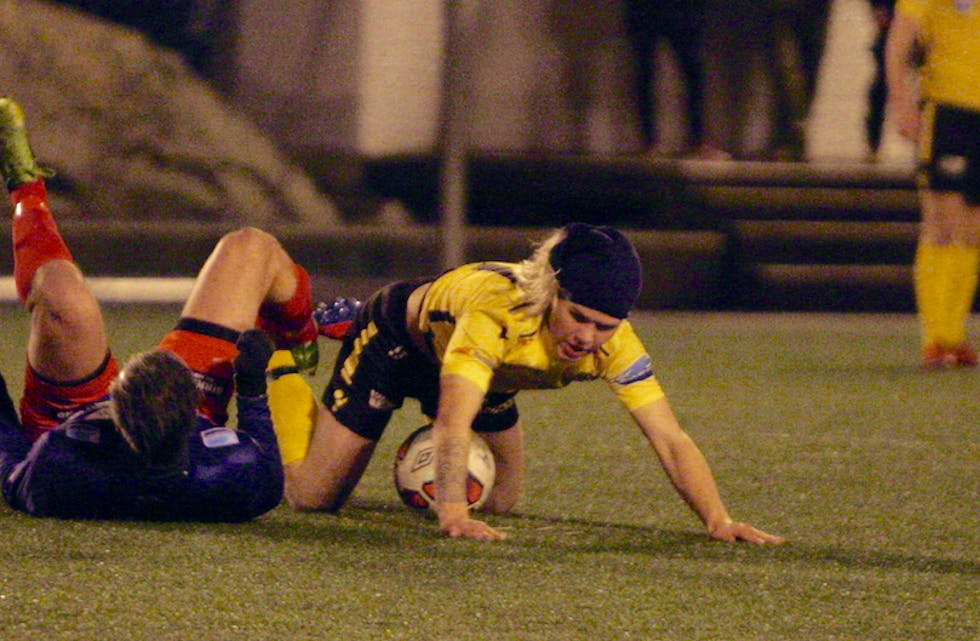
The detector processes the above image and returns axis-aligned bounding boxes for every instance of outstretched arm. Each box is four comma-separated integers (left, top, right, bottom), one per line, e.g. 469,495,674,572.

432,374,507,541
631,398,785,544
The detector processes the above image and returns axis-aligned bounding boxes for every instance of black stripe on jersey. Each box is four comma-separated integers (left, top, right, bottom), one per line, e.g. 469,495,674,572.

477,262,517,283
428,310,455,324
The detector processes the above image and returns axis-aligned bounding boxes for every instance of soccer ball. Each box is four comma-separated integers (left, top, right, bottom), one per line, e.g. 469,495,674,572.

393,425,496,511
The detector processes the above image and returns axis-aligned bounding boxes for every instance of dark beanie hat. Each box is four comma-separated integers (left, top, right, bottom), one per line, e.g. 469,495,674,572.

549,223,642,319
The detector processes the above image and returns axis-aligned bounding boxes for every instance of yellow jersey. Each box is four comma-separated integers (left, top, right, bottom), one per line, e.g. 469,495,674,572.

417,262,665,411
897,0,980,109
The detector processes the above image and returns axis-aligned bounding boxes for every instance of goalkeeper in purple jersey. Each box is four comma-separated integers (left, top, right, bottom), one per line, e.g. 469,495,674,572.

0,339,281,521
0,97,322,521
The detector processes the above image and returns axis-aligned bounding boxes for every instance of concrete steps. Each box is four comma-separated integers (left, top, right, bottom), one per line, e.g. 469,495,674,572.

729,219,919,311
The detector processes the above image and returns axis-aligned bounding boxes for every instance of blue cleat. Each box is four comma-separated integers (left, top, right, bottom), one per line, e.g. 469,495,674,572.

314,297,362,340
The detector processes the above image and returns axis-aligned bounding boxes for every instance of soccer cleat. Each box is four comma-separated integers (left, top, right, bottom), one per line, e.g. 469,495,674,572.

314,297,362,340
0,98,53,192
921,342,978,369
256,315,319,374
288,337,320,375
951,343,978,367
921,343,953,370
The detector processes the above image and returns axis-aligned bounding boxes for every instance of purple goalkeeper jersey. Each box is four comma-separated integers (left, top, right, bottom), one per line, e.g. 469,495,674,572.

0,394,283,521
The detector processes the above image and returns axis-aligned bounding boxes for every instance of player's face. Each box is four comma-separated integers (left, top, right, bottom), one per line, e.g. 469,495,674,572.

548,298,621,361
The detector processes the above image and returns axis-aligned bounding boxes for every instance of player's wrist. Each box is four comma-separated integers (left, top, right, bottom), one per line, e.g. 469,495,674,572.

705,516,734,535
436,500,469,526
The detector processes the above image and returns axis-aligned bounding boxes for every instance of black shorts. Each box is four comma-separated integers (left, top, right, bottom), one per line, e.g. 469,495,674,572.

322,280,519,441
918,102,980,204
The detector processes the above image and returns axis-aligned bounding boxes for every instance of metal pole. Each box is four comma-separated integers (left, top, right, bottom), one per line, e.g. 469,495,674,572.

438,0,476,269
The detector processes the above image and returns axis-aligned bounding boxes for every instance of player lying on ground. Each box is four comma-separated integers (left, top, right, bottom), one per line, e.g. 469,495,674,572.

0,97,323,520
273,221,786,544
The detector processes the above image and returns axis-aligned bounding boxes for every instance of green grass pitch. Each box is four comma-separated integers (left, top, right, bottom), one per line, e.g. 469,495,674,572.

0,305,976,640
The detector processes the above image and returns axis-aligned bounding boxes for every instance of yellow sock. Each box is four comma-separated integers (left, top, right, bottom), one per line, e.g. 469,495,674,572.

914,241,944,347
944,243,980,346
267,350,318,465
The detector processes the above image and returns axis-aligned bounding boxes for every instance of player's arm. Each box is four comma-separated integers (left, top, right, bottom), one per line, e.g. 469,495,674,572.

884,9,921,140
232,330,284,490
431,373,506,541
631,398,785,545
192,329,284,521
0,377,30,490
232,330,279,454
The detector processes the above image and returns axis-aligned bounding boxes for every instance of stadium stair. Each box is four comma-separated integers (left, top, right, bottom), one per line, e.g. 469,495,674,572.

696,162,920,311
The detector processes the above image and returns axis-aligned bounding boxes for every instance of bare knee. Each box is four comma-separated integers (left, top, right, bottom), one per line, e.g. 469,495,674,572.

28,260,109,380
28,260,101,328
214,226,281,262
481,484,522,515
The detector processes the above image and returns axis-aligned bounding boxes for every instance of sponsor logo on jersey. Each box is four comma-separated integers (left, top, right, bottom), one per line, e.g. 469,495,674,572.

612,355,654,385
201,427,241,448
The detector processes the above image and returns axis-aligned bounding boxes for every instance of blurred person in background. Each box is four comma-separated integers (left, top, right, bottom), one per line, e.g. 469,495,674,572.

625,0,731,160
0,97,325,519
886,0,980,368
756,0,831,161
866,0,897,160
273,222,785,545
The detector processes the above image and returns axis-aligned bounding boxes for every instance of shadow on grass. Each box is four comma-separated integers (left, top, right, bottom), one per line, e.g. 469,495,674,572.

129,499,980,577
495,511,978,577
7,499,974,577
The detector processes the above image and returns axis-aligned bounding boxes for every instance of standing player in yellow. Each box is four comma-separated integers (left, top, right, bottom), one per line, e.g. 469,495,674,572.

886,0,980,368
272,223,785,545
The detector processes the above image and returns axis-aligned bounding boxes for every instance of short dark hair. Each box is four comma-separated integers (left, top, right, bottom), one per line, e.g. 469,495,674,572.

109,350,199,468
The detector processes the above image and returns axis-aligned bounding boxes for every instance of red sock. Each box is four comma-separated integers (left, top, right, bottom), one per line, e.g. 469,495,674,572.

11,180,73,302
256,263,316,347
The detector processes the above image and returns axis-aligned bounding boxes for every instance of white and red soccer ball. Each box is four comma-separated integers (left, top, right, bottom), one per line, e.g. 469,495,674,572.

393,425,496,511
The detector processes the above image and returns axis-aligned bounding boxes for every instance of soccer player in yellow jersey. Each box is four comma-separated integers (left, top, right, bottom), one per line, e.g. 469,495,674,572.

886,0,980,367
276,223,784,544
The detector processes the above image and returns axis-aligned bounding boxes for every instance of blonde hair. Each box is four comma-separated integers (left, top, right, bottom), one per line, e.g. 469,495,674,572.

512,227,567,317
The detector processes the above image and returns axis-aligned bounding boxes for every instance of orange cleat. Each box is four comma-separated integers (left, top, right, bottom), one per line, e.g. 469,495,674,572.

951,343,978,367
921,343,953,369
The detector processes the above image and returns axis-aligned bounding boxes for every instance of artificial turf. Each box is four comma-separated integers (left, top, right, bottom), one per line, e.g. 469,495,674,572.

0,306,976,640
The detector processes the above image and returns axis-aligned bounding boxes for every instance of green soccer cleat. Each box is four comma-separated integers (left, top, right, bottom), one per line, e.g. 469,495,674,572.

256,313,320,375
289,340,319,376
0,97,53,191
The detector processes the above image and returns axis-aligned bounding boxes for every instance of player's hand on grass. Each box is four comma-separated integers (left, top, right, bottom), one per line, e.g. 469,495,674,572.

441,517,507,541
438,502,506,541
708,519,785,545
